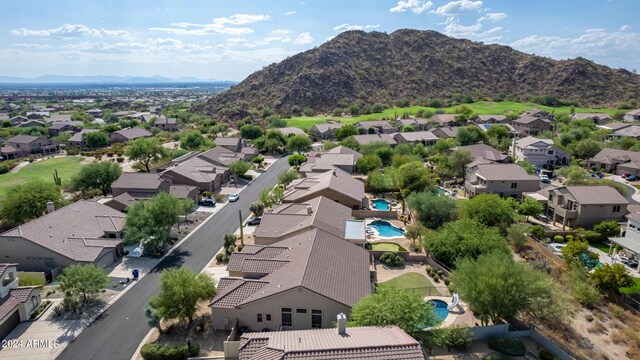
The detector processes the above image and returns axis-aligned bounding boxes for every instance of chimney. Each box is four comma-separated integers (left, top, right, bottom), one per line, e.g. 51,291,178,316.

306,205,313,214
46,201,55,214
337,313,347,335
333,169,337,176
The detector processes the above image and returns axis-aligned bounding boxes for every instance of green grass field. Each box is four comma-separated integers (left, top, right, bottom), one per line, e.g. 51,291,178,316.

371,242,407,252
378,272,441,297
591,242,613,254
0,156,85,197
17,271,46,286
286,100,619,129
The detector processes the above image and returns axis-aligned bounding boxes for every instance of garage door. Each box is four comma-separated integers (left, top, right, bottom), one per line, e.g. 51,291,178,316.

0,309,20,341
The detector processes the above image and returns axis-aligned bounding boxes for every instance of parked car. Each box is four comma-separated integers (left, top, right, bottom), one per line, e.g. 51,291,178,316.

622,173,631,179
628,259,638,268
247,216,261,225
627,175,639,181
198,198,216,207
540,174,550,183
542,163,555,170
534,213,550,222
228,193,240,202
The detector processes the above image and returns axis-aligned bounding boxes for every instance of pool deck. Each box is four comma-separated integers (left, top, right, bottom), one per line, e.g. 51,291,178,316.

424,295,476,328
365,218,406,241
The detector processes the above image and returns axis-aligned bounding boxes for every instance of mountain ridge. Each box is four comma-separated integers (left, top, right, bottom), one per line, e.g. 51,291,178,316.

201,29,640,120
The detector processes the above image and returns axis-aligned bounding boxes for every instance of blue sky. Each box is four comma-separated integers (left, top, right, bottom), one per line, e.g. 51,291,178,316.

1,0,639,81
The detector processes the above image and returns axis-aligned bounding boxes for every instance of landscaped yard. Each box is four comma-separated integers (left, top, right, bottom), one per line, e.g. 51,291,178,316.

379,272,439,297
371,241,407,252
591,241,613,254
286,101,619,129
0,156,85,197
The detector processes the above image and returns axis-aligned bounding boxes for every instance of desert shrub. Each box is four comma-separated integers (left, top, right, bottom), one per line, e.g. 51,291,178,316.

0,164,9,174
566,235,574,242
215,253,224,262
237,244,244,252
539,349,558,360
529,225,546,240
573,282,600,308
610,305,626,320
430,325,473,352
379,252,404,267
116,157,124,163
140,343,199,360
444,278,451,286
553,235,564,242
425,265,433,274
488,337,526,356
213,194,224,203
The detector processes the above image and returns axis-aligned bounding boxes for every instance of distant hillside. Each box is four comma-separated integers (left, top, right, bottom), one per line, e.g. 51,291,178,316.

201,29,640,120
0,75,234,85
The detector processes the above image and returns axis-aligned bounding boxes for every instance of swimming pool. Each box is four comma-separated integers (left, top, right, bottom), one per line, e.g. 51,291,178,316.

428,299,450,325
369,220,404,237
371,199,391,211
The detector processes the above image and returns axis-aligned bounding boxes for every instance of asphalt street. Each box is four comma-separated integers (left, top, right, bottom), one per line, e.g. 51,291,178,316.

57,156,290,360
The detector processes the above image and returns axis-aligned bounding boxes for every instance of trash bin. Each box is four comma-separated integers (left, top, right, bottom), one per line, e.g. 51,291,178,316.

132,269,140,280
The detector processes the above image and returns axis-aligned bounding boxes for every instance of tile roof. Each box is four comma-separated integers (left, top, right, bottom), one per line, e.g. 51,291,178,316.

278,127,306,136
0,286,39,322
212,228,371,309
432,126,460,138
198,146,245,166
113,128,152,140
430,114,457,124
214,137,242,147
394,131,438,142
563,185,629,205
0,263,18,279
155,117,177,125
254,196,352,240
162,156,225,184
326,146,362,156
68,129,98,143
49,121,82,130
106,193,138,209
355,120,395,130
473,114,508,122
589,148,640,165
301,149,361,173
283,169,364,205
112,172,164,190
513,115,549,125
1,201,125,262
310,123,344,133
613,126,640,138
46,114,73,123
352,134,397,146
239,326,425,360
473,163,540,181
456,143,509,163
7,135,40,144
571,113,612,120
169,184,198,199
597,122,634,131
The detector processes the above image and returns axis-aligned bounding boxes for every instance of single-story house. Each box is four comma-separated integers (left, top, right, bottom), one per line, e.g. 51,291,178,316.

429,114,457,127
48,121,82,137
452,143,510,164
110,128,152,143
394,118,429,131
67,129,99,148
522,109,552,119
0,264,41,340
278,127,307,137
624,109,640,122
611,126,640,139
111,172,172,198
300,146,362,176
352,134,397,147
161,156,228,193
86,109,103,117
597,122,635,132
9,116,28,126
45,114,72,123
308,123,344,141
431,126,461,139
283,169,365,210
511,116,552,136
213,137,243,152
393,131,438,146
154,116,178,132
17,120,45,128
470,114,509,124
354,121,396,134
571,113,612,124
587,148,640,175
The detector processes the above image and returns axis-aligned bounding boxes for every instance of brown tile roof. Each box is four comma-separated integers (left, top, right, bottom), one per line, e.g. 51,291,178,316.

68,129,99,143
473,163,540,181
597,122,634,131
430,114,457,124
106,193,137,209
0,286,39,322
210,279,269,308
113,128,152,140
283,169,364,204
301,150,361,173
310,123,344,133
112,172,163,191
571,113,612,121
239,326,425,360
49,121,82,130
0,263,18,279
154,117,177,125
227,246,289,273
1,201,125,262
394,131,438,142
326,146,362,156
162,156,225,184
589,148,640,165
211,228,371,309
214,137,242,147
278,127,307,136
254,196,352,241
198,146,245,166
563,186,629,205
352,134,397,146
169,185,198,199
7,135,40,144
613,126,640,138
432,126,460,138
355,120,395,130
456,143,509,163
473,114,508,122
513,115,550,125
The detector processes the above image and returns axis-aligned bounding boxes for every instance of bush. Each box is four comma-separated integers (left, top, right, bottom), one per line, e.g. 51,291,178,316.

553,235,564,243
116,157,125,163
222,254,229,263
529,225,546,240
539,349,559,360
379,252,404,267
140,343,199,360
213,194,224,203
425,265,433,274
431,325,473,352
215,253,224,262
566,235,574,242
237,244,244,252
579,230,602,243
487,337,526,356
444,278,451,286
0,164,9,174
433,274,440,282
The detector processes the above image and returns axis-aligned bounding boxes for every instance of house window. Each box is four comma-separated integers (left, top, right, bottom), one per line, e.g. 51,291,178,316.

613,205,621,213
44,257,55,269
630,224,637,230
548,150,554,155
282,308,292,327
266,314,272,321
311,310,322,328
510,183,517,189
296,309,307,314
257,314,263,323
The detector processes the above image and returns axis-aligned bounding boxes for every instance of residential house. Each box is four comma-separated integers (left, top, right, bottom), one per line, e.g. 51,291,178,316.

214,137,243,152
394,118,429,131
597,122,635,132
169,185,199,203
67,129,99,148
198,146,248,167
354,120,396,134
624,109,640,122
300,146,362,176
429,114,457,128
278,127,307,137
453,143,511,164
522,109,552,119
48,121,82,137
465,163,540,199
103,193,138,213
609,212,640,271
161,156,227,193
587,148,640,175
511,116,552,136
86,109,103,117
475,123,518,136
283,169,365,210
393,131,438,146
511,136,570,167
0,113,9,121
611,126,640,139
110,128,152,143
571,113,612,124
17,120,45,128
308,123,344,141
540,186,629,229
236,324,425,360
253,196,362,245
470,114,509,124
111,172,172,198
5,135,59,157
431,126,461,139
0,263,41,340
26,111,49,119
209,228,372,331
9,116,28,126
153,116,178,132
352,134,397,147
0,201,126,273
45,114,72,123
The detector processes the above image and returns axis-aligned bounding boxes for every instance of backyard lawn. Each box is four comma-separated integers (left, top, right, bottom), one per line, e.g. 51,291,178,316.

591,241,613,254
286,101,619,129
379,272,441,297
371,242,407,252
0,156,85,197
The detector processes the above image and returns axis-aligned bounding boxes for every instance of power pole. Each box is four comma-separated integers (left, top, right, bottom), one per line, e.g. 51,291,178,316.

239,209,244,246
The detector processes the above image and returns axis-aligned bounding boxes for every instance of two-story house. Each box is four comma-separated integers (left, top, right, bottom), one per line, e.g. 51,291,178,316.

308,123,344,141
511,116,552,136
0,263,41,340
354,121,396,134
394,118,429,131
511,136,570,168
624,109,640,122
465,163,540,199
5,135,60,157
540,186,629,230
610,212,640,271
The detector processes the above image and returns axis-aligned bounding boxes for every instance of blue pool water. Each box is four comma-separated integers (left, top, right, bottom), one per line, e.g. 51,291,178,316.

369,220,404,237
428,299,450,325
372,199,391,211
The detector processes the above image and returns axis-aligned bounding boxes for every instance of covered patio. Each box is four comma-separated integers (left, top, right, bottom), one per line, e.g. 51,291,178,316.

607,235,640,274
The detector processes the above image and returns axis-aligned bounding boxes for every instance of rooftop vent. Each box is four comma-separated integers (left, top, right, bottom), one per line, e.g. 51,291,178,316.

337,313,347,335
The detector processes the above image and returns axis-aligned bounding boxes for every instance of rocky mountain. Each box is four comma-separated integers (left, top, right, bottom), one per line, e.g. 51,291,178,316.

201,29,640,119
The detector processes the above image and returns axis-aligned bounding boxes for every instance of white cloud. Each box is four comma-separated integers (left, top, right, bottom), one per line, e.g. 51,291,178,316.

10,24,129,38
11,43,51,49
432,0,483,15
333,23,380,31
442,16,503,43
620,25,632,31
483,12,507,21
149,14,270,36
389,0,433,14
284,11,297,16
294,32,313,44
227,36,292,48
213,14,271,25
272,29,290,35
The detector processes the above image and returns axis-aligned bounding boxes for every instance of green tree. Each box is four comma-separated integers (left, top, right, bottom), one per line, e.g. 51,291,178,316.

229,160,251,179
406,191,456,229
124,193,193,254
593,220,621,236
0,179,65,227
356,154,382,174
398,162,433,195
590,263,634,298
455,126,487,146
402,125,415,132
430,325,474,352
335,125,359,141
518,197,544,220
58,264,109,305
71,161,122,196
288,154,307,166
572,139,604,159
125,137,168,172
278,170,300,185
486,125,510,140
516,160,536,174
240,124,263,140
451,251,556,325
404,222,426,247
84,131,110,148
249,201,265,216
349,287,436,336
180,130,208,150
150,267,216,330
460,193,515,229
259,186,284,208
286,134,312,153
254,130,286,153
561,240,599,268
437,150,473,179
506,223,530,252
423,219,509,268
